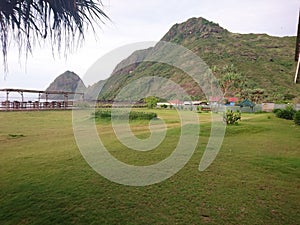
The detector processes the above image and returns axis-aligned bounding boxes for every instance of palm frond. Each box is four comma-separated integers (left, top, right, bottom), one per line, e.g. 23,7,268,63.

0,0,109,72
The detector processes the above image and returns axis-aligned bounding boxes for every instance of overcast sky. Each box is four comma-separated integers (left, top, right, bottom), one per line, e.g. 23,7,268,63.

0,0,299,91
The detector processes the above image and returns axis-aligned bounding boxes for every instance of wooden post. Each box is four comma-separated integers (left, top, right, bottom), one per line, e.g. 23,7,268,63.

6,91,9,110
45,93,49,109
64,93,68,109
20,91,24,108
295,11,300,83
295,53,300,83
19,91,24,108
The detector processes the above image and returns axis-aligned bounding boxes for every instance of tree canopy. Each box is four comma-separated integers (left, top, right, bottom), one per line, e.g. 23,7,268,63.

215,64,245,97
0,0,109,70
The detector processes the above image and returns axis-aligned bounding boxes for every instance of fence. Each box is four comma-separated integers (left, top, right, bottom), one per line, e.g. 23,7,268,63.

0,100,74,110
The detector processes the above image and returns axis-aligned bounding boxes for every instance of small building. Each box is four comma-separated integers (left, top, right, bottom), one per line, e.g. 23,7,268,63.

168,100,183,106
226,97,239,106
209,96,239,105
237,99,255,111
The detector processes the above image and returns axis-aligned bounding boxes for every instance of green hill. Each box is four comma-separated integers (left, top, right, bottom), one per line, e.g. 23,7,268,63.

93,17,300,102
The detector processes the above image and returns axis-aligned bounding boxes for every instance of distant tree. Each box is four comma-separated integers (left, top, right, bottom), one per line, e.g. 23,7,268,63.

220,65,244,97
145,96,158,109
0,0,109,71
239,88,252,100
214,64,245,97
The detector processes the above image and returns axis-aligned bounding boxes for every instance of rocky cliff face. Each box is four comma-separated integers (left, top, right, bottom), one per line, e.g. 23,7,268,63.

43,71,86,100
161,17,227,42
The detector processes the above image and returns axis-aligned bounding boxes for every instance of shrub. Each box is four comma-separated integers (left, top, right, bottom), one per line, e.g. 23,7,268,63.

272,108,281,114
223,110,241,125
294,111,300,126
93,110,157,121
93,110,111,119
145,96,158,109
274,105,296,120
128,111,157,120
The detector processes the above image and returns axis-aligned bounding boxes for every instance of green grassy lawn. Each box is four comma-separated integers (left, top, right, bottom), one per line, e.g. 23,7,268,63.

0,110,299,224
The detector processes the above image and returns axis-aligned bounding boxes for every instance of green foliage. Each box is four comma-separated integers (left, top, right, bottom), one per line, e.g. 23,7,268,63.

8,134,25,138
93,110,112,120
144,96,158,109
274,105,296,120
94,17,300,102
160,104,168,109
128,111,157,120
283,93,296,101
1,0,109,71
93,109,157,121
223,110,241,125
294,111,300,125
272,108,281,114
215,65,244,95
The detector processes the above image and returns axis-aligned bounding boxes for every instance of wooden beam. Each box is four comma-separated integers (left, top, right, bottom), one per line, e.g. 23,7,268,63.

295,53,300,83
0,88,84,96
296,11,300,62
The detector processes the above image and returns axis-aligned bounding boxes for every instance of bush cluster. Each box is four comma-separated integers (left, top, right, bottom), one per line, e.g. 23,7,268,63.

273,105,300,126
294,111,300,126
223,110,241,125
93,110,157,121
128,111,157,120
273,105,296,120
93,110,111,119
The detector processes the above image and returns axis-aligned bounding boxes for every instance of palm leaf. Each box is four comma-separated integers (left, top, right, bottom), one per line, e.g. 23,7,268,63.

0,0,109,72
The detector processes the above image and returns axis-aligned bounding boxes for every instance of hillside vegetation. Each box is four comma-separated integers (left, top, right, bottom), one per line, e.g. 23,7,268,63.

92,17,299,102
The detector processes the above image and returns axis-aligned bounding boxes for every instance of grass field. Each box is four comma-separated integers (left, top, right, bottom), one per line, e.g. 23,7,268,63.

0,110,299,224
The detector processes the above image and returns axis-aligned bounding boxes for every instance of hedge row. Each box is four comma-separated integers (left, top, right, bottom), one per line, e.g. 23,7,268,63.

273,106,300,125
93,110,157,121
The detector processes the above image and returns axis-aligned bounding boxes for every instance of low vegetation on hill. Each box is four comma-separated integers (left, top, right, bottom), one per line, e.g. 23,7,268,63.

92,17,299,102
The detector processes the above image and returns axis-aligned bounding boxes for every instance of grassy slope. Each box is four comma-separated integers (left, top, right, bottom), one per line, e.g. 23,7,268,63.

0,110,299,224
97,17,300,101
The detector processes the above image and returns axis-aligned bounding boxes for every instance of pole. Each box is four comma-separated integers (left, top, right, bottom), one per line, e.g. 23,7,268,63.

6,91,9,110
295,53,300,83
20,91,24,102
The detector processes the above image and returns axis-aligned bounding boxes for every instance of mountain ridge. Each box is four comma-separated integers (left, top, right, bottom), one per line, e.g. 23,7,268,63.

47,17,299,102
93,17,299,102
